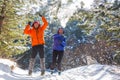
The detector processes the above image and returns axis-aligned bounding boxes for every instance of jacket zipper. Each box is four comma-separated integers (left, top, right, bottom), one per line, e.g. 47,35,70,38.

36,29,39,44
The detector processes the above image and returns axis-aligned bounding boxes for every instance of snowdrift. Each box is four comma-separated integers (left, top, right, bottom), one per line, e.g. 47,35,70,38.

0,58,120,80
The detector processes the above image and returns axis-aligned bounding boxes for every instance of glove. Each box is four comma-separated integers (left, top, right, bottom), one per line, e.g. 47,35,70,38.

39,13,42,17
28,21,32,25
28,21,32,27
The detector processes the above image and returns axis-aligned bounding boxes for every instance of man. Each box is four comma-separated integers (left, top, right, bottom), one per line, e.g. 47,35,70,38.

24,14,48,76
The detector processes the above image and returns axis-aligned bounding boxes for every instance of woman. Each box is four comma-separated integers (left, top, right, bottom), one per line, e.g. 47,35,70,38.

24,15,48,76
51,28,66,75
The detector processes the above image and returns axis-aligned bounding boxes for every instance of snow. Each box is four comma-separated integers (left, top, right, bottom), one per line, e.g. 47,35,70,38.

8,46,30,50
57,0,93,27
0,58,120,80
17,0,94,27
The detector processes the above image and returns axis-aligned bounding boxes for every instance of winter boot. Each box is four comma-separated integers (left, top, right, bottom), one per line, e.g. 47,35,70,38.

28,58,35,76
57,63,62,75
58,70,61,75
51,70,54,74
41,70,45,76
40,58,45,76
28,70,32,76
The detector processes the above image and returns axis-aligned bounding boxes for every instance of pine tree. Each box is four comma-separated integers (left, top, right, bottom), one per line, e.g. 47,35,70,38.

0,0,28,58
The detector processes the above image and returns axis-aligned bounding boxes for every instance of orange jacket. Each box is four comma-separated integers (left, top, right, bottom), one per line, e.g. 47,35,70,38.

24,16,48,46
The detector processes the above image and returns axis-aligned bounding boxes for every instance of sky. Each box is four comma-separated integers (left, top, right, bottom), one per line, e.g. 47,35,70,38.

83,0,94,8
57,0,116,27
61,0,94,9
58,0,94,27
18,0,94,15
17,0,116,27
16,0,95,28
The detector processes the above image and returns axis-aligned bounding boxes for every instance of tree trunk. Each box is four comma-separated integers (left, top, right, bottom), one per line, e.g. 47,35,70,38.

0,0,6,34
0,16,4,34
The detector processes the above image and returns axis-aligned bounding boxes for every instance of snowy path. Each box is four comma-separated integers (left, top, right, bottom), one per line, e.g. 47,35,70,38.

0,59,120,80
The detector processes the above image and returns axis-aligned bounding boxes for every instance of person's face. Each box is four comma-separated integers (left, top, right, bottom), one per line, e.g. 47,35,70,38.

58,28,64,35
34,23,39,28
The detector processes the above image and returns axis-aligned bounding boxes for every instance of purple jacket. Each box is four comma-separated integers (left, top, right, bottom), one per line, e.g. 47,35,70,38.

53,34,66,51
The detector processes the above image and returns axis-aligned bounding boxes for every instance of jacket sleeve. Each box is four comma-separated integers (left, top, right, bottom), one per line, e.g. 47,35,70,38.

61,38,66,47
24,24,31,35
41,16,48,30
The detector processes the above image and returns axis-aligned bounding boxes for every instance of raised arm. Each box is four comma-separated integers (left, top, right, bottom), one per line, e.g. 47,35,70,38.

24,24,31,35
41,16,48,30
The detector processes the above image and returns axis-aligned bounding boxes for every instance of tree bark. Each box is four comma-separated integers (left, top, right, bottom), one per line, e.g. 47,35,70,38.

0,16,4,34
0,0,6,34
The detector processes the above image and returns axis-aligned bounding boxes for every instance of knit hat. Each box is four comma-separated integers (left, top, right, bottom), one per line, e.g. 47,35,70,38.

32,21,40,28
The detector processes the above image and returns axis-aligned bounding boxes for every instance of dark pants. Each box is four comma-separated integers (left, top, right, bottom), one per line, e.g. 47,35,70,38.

51,50,64,71
29,45,45,73
31,45,44,58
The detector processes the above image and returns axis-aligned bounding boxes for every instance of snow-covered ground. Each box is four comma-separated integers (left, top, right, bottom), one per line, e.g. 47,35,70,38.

0,58,120,80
